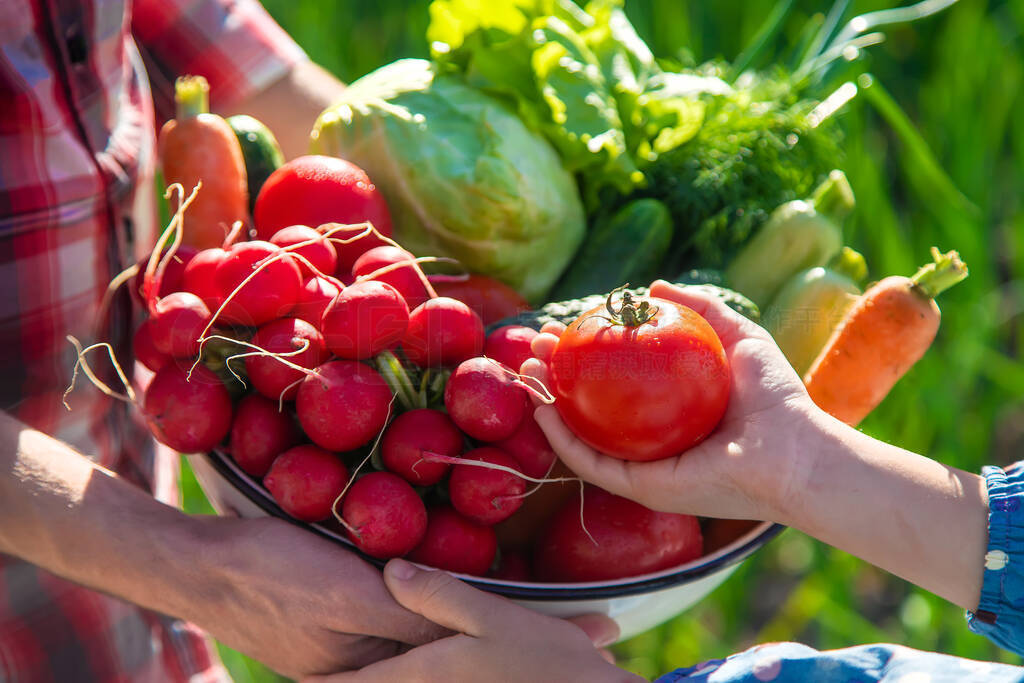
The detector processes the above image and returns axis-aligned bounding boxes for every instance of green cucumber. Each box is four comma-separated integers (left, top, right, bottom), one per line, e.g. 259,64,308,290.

226,114,285,213
494,281,759,332
550,198,674,301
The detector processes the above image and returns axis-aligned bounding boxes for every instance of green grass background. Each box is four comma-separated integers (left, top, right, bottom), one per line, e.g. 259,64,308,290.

181,0,1024,679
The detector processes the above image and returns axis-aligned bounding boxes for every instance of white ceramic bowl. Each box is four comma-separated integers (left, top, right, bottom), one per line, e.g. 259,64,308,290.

191,450,782,642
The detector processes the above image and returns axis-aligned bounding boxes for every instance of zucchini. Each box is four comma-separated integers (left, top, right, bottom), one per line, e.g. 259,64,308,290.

725,170,854,308
764,267,860,375
494,281,759,332
226,115,285,213
550,198,673,301
764,247,867,375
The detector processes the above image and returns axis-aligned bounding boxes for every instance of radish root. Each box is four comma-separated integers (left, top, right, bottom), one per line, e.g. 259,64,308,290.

198,334,316,387
93,262,140,337
355,256,459,301
421,452,579,486
143,183,200,314
505,458,560,501
330,394,398,533
423,452,595,545
319,220,455,300
64,335,137,409
195,247,304,349
483,358,556,405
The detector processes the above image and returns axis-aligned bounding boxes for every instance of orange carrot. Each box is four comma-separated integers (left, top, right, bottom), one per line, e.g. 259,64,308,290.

158,76,248,250
804,248,968,426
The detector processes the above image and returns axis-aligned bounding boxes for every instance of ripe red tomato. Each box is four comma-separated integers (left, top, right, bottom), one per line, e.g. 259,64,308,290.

431,274,530,326
548,289,730,461
253,155,392,270
533,486,703,582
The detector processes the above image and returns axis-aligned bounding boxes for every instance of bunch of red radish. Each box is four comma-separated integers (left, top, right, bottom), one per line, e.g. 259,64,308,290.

121,172,577,579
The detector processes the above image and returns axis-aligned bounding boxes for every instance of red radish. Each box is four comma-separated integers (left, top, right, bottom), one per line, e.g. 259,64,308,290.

143,364,233,453
245,317,329,401
341,471,427,559
132,245,197,305
444,357,526,441
263,445,348,522
214,241,302,327
381,409,463,486
296,360,393,451
402,297,484,368
484,325,538,374
493,412,556,479
148,291,212,358
253,155,392,269
352,246,430,310
228,394,301,477
133,320,172,372
431,274,530,326
533,486,703,582
489,550,530,582
320,280,409,360
407,505,497,576
448,447,526,526
292,275,342,329
182,247,228,311
270,224,338,277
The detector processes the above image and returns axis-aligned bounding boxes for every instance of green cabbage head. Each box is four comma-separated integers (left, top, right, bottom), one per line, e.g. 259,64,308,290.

310,58,585,302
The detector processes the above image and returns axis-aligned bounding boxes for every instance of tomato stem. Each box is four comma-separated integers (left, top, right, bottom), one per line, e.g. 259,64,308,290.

580,284,659,328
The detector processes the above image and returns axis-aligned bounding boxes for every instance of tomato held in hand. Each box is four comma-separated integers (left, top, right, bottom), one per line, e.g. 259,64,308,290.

549,287,730,461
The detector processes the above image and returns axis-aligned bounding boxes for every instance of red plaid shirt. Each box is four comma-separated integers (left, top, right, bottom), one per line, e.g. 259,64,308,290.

0,0,306,680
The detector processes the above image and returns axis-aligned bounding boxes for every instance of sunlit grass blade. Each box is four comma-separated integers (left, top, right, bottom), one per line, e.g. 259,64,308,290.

857,73,979,219
727,0,795,81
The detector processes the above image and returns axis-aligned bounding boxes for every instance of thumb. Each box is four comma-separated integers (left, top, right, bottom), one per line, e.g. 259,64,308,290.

565,613,621,648
383,559,515,638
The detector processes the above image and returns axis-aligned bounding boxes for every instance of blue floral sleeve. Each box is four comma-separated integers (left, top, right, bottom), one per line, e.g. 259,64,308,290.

654,463,1024,682
966,464,1024,654
653,642,1024,682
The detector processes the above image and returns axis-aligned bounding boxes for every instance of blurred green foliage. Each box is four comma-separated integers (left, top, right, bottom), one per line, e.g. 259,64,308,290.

182,0,1024,679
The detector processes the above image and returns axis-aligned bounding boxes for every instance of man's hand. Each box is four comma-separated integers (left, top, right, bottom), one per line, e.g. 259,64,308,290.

304,559,639,683
0,413,447,680
178,516,449,678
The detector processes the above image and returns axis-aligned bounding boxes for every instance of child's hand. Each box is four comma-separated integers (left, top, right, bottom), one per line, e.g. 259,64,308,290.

304,558,643,683
522,280,823,524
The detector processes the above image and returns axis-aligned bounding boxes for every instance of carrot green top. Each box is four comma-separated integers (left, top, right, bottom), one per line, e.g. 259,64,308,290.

174,75,210,119
910,248,969,299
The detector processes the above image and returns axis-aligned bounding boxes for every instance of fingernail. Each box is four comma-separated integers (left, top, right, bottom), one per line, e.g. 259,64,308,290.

387,558,417,581
594,621,620,648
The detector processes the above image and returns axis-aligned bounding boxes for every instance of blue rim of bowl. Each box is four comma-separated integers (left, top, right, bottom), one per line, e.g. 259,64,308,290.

201,450,785,601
